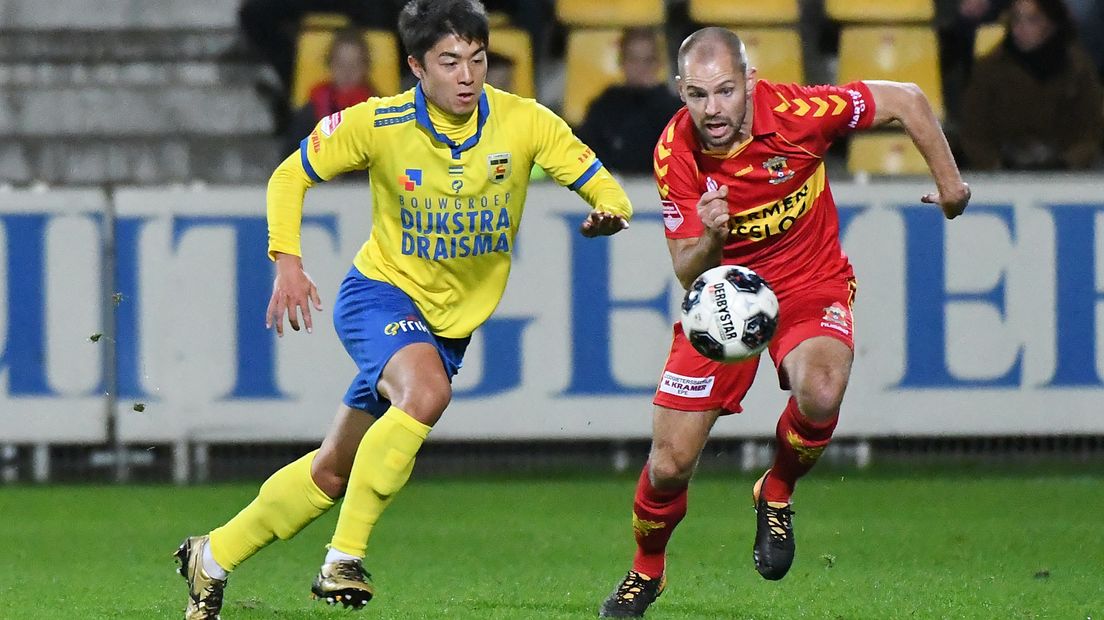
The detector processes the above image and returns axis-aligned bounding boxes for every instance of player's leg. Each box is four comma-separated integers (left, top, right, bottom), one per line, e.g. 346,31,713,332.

600,406,718,619
600,324,756,618
753,281,856,580
633,406,719,577
175,404,374,619
328,342,450,558
314,343,451,608
766,335,852,501
309,269,463,607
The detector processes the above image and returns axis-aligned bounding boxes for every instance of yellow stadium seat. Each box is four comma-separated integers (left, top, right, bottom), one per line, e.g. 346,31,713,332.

292,29,402,109
562,29,669,126
737,28,804,84
490,27,535,98
826,0,933,22
556,0,664,27
301,13,350,30
974,23,1005,58
690,0,799,25
837,26,943,118
848,132,929,175
487,11,511,28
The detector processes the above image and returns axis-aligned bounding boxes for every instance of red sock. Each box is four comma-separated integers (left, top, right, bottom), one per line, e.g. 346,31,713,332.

630,462,687,579
763,397,838,503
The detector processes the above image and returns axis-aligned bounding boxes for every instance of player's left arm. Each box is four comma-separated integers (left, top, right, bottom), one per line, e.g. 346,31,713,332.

528,102,632,237
864,80,970,219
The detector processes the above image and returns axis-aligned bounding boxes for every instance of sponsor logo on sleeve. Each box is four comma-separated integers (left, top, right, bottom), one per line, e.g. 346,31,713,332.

320,111,343,136
658,371,715,398
309,129,321,153
661,200,684,232
846,89,866,129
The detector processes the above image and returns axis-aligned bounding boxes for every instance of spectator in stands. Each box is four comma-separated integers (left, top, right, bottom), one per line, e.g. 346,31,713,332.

1066,0,1104,78
238,0,402,129
961,0,1103,169
937,0,1012,128
286,29,376,155
484,50,517,91
577,28,683,175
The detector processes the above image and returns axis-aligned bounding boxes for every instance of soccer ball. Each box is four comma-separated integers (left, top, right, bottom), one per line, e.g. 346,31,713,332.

680,265,779,362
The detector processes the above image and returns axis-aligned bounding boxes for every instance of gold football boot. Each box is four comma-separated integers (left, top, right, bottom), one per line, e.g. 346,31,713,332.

311,559,374,609
173,535,227,620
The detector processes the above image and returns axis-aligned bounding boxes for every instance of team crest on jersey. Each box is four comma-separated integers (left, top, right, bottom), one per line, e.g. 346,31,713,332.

487,152,511,183
320,111,343,137
820,302,851,335
763,156,795,184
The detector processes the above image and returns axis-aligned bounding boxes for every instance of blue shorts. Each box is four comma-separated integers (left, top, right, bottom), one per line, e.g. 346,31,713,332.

333,267,469,416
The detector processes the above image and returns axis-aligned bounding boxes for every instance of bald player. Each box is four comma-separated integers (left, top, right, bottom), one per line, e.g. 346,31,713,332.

598,27,969,618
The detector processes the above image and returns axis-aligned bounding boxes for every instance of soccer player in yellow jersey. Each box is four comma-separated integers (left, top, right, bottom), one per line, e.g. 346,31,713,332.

173,1,632,617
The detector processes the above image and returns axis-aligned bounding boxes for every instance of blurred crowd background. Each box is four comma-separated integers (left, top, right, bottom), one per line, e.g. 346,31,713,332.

1,0,1101,188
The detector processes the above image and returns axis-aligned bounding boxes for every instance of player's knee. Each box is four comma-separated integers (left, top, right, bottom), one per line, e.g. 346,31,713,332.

795,373,846,421
389,380,452,426
649,453,695,487
310,461,348,499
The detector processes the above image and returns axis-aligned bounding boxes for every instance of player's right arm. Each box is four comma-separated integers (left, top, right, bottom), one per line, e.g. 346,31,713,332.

265,103,374,336
655,118,730,290
667,187,730,290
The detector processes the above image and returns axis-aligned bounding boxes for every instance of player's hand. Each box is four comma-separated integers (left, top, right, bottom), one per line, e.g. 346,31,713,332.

922,181,970,220
697,184,731,235
266,254,323,337
580,211,630,237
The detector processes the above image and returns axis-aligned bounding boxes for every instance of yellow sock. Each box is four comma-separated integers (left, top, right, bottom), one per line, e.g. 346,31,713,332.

330,406,429,558
208,449,334,571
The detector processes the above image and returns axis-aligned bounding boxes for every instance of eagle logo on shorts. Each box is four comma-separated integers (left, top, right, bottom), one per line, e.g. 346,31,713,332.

763,156,795,185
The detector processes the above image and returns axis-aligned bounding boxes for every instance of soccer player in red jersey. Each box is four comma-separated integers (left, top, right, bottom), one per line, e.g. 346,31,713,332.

598,27,970,617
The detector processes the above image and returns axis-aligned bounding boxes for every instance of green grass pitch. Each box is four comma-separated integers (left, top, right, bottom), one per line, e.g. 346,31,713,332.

1,471,1101,619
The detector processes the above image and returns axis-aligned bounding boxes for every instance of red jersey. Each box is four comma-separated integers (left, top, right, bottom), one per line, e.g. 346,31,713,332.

654,80,876,293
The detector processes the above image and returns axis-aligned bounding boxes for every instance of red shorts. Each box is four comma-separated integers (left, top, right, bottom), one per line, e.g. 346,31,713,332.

653,277,857,414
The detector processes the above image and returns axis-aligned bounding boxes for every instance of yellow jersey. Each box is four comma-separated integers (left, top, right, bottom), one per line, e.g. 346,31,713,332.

268,84,632,338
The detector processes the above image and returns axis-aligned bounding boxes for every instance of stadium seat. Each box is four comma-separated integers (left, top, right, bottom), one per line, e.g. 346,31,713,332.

562,28,669,127
974,23,1005,58
826,0,933,22
487,11,511,28
490,27,535,98
738,28,804,85
291,29,402,108
837,26,943,118
555,0,665,27
689,0,799,25
848,132,928,175
300,13,351,30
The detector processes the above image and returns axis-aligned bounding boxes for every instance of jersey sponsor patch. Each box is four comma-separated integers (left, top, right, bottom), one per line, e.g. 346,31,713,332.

661,200,684,231
846,89,866,129
320,111,343,136
658,371,715,398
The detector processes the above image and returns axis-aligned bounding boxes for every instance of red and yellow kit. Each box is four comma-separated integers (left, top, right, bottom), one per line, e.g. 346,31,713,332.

653,80,876,413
